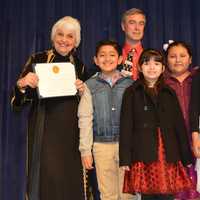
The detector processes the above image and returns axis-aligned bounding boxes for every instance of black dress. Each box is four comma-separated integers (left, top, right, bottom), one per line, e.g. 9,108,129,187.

12,49,87,200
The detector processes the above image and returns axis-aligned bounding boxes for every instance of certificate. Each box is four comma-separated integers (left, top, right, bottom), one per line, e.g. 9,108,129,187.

33,62,77,98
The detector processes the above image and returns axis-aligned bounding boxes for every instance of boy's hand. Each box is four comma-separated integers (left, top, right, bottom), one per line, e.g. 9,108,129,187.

75,79,85,96
81,155,94,170
121,166,130,171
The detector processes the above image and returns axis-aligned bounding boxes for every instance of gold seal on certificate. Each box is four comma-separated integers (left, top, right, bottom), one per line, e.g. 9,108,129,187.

33,62,77,98
52,66,60,74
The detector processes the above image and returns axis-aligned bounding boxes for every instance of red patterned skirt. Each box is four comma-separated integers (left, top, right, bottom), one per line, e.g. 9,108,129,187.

123,129,194,194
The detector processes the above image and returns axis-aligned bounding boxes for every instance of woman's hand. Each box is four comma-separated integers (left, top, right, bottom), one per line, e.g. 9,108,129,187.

81,155,93,170
17,72,39,89
75,79,85,96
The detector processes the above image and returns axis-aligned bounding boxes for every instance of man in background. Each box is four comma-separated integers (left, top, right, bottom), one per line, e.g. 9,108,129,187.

121,8,146,80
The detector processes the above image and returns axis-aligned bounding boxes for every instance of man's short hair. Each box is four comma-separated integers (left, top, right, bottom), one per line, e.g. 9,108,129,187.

121,8,146,24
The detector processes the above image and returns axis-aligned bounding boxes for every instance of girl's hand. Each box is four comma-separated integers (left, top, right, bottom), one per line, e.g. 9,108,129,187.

81,155,93,170
17,72,39,89
75,79,85,96
192,131,200,158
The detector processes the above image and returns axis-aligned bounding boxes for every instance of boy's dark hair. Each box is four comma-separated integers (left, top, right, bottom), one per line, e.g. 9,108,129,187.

95,40,122,56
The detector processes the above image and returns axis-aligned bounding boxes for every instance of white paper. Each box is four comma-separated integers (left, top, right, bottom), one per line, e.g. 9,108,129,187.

34,62,77,98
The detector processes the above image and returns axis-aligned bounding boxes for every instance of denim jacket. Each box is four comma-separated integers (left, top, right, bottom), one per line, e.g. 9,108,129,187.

78,72,133,156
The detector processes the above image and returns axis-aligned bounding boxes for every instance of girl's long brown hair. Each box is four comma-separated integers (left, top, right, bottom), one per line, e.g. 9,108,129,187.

138,49,165,95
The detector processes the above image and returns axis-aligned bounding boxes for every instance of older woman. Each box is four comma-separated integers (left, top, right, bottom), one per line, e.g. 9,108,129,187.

11,16,87,200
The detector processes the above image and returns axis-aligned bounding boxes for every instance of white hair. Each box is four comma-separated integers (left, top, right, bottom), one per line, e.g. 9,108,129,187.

51,16,81,47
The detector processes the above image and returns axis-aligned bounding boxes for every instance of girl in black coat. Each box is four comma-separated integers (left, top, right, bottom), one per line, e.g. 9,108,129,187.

119,49,194,200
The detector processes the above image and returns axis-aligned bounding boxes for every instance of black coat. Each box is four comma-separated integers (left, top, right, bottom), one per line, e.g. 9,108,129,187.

119,80,193,167
190,70,200,132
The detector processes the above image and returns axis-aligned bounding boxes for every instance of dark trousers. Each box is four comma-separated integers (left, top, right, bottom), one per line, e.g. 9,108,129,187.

88,168,100,200
141,194,174,200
